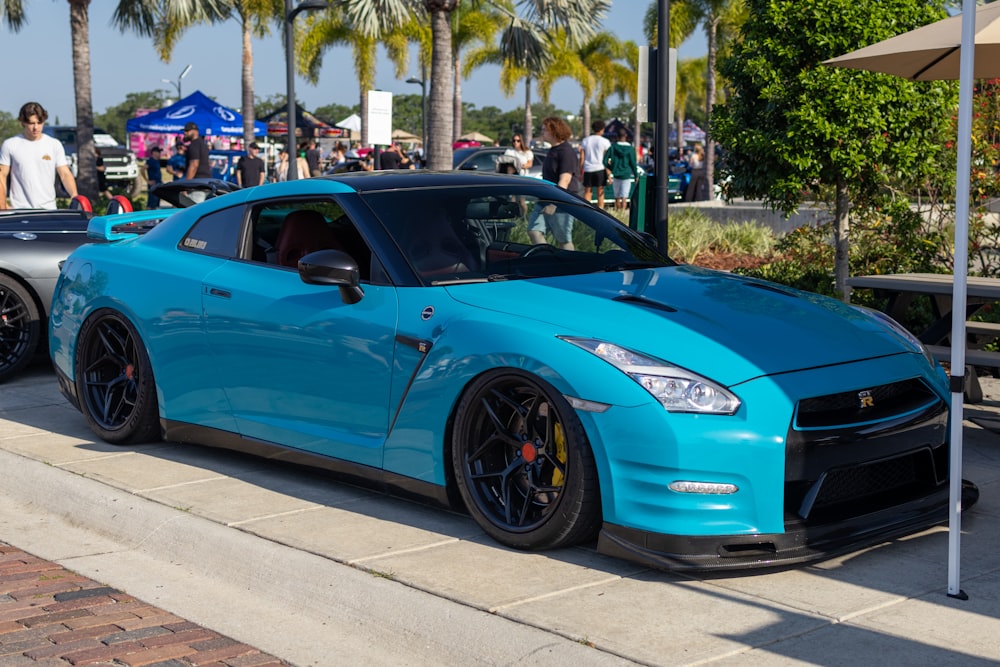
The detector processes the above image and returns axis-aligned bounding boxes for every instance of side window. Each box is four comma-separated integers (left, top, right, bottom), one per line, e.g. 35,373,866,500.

471,152,498,171
179,205,245,258
248,199,374,281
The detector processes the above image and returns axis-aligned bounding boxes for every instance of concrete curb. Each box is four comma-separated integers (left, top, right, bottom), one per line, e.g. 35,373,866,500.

0,447,635,666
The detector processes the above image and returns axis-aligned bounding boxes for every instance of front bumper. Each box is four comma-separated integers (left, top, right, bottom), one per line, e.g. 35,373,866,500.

597,485,949,571
588,354,957,570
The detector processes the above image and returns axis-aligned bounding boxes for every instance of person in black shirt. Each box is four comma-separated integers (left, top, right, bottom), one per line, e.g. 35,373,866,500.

378,144,402,170
145,146,163,208
530,116,580,250
306,139,322,177
182,122,212,202
236,142,266,188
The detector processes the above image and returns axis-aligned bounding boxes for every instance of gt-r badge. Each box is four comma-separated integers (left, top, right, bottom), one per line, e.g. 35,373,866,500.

421,306,435,321
858,389,874,409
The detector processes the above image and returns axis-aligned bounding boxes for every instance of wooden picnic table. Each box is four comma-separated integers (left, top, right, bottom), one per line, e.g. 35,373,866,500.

847,272,1000,402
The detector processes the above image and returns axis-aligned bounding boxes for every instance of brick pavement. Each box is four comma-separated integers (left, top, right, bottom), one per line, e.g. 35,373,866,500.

0,542,288,667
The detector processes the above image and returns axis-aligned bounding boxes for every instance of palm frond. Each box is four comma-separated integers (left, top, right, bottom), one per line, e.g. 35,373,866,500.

335,0,418,38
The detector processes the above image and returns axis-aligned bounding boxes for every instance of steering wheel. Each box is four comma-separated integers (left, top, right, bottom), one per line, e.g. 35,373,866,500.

523,243,558,257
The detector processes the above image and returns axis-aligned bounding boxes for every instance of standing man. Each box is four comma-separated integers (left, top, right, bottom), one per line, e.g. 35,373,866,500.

144,146,163,209
579,120,611,209
305,139,322,177
236,142,266,188
183,122,212,203
378,143,402,170
0,101,77,209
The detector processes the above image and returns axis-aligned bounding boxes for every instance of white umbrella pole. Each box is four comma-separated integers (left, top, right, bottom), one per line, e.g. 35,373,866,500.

947,0,976,601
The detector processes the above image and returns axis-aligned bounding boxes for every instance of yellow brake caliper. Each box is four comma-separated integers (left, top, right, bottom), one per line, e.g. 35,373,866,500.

552,421,567,487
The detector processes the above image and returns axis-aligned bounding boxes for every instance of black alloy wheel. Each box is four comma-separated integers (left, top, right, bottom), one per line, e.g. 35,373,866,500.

453,369,601,550
0,275,40,383
75,309,160,445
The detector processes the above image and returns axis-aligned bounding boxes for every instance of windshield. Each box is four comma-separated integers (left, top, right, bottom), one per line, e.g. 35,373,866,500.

362,184,672,285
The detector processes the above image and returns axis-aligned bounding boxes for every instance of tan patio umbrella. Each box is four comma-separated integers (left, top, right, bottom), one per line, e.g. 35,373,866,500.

391,129,422,143
824,1,1000,80
825,0,989,600
458,131,495,144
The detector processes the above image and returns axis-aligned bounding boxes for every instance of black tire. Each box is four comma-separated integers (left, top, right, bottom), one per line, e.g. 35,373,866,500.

75,309,160,445
452,369,601,550
0,274,41,383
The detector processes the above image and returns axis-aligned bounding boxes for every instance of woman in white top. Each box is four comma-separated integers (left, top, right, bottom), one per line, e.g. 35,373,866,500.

504,135,533,176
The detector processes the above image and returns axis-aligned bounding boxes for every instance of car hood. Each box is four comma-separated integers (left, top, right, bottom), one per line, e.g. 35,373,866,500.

445,265,917,386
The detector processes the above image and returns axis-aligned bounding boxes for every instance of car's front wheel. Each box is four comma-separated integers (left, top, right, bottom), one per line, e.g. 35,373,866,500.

75,309,160,445
0,274,40,383
452,369,601,550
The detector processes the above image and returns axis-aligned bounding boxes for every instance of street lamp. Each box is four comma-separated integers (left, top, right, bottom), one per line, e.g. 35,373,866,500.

161,64,192,101
406,64,427,154
285,0,329,180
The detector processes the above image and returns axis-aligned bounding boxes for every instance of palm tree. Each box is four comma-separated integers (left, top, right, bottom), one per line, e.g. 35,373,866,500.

643,0,699,153
298,10,411,148
448,2,506,141
346,0,608,170
536,30,623,138
676,55,706,152
463,44,534,144
113,0,274,146
650,0,745,196
2,0,100,198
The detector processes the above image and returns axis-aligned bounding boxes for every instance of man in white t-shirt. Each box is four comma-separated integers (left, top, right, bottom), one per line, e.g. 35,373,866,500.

578,120,611,209
0,102,77,210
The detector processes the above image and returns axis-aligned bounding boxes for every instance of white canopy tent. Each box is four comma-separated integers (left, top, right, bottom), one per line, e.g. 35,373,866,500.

825,0,992,599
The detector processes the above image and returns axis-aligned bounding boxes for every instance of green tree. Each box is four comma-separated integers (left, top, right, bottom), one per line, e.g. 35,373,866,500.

113,0,276,146
0,110,19,141
712,0,955,300
95,91,171,141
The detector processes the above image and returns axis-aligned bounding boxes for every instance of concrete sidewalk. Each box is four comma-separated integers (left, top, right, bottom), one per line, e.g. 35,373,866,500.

1,363,999,666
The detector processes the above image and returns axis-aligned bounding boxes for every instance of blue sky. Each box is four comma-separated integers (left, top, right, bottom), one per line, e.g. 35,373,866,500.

0,2,707,126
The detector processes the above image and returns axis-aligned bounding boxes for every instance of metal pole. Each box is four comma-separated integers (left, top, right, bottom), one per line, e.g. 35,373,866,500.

654,0,671,253
284,0,298,180
421,64,428,156
947,0,977,602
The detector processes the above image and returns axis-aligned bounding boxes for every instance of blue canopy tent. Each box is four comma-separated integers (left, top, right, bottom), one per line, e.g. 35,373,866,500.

126,90,266,137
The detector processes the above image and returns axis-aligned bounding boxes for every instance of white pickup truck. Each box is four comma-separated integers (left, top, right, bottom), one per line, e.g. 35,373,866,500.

43,125,140,189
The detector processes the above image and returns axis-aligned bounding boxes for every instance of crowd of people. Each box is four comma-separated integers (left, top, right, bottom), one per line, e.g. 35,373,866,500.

0,100,687,214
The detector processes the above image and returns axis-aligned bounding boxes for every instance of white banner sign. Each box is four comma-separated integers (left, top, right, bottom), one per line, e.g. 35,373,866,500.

367,90,393,146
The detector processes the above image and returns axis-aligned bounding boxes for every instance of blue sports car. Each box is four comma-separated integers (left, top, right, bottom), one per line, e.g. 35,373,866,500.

50,171,955,570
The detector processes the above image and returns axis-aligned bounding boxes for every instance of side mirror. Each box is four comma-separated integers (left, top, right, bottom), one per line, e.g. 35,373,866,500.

298,249,364,304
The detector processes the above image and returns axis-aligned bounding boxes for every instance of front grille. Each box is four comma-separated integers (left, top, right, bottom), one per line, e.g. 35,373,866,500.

784,376,948,526
795,378,938,429
798,449,941,522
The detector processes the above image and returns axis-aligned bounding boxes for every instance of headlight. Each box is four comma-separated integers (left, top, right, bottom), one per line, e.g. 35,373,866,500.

853,305,936,367
560,337,741,415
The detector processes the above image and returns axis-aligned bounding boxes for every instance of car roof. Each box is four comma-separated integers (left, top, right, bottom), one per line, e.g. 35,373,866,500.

318,169,546,193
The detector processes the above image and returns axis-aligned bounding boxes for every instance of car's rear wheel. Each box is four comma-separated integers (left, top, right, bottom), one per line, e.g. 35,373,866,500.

0,275,40,383
75,309,160,445
452,369,601,550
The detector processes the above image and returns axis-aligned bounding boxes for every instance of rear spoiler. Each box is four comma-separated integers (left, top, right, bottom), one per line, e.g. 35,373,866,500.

87,209,173,241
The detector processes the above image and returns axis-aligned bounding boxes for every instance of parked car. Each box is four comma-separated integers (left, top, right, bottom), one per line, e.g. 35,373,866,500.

453,146,546,177
43,126,140,190
0,180,236,383
52,171,958,571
